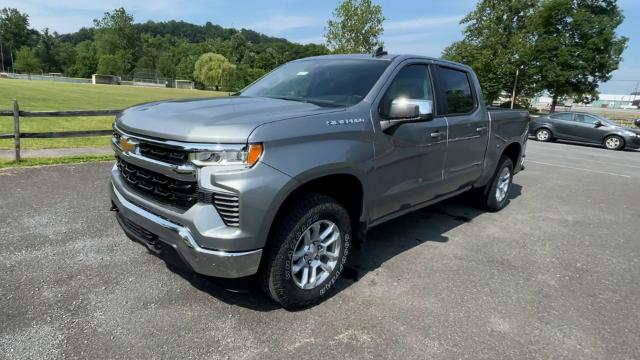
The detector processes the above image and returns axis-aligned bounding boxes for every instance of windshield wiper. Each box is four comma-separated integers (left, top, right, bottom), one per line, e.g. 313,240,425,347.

266,96,343,107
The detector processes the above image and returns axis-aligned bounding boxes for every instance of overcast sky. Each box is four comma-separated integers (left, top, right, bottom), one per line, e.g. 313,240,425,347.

4,0,639,94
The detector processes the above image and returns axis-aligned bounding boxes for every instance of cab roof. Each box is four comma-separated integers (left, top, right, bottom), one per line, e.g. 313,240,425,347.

297,53,472,71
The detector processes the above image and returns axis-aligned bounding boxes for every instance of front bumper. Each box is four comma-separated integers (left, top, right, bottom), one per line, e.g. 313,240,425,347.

110,183,263,278
625,135,640,149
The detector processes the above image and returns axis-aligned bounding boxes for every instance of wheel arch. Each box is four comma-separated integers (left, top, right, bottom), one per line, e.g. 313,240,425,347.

501,142,522,169
262,168,367,252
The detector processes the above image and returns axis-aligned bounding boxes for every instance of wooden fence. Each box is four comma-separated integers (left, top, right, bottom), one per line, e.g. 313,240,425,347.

0,100,121,163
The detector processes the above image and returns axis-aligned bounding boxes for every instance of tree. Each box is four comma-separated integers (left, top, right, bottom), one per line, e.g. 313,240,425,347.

530,0,627,112
193,53,235,90
35,28,58,72
93,8,138,74
0,8,30,69
442,0,539,104
324,0,385,54
68,40,97,77
229,33,249,63
14,46,41,78
97,50,129,75
55,42,77,72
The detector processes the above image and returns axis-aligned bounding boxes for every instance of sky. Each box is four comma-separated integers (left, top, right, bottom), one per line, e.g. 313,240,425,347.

4,0,640,94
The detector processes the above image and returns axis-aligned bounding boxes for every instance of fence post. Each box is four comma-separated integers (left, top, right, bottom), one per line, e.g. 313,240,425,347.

12,99,20,163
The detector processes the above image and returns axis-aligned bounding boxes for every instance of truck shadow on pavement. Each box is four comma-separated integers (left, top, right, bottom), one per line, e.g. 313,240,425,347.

161,183,522,311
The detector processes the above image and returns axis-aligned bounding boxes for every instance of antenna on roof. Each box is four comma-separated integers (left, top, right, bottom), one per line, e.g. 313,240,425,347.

374,46,387,57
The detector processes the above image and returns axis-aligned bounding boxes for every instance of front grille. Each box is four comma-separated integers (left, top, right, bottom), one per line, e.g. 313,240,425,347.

138,142,188,165
116,157,197,209
213,193,240,227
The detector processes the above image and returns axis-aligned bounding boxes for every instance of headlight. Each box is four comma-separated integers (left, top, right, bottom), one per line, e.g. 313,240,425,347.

189,143,263,168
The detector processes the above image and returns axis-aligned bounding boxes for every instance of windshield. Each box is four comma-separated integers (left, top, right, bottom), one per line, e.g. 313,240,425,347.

240,59,390,107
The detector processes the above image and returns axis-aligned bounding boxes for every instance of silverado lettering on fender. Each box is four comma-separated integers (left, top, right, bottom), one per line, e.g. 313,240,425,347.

109,53,529,309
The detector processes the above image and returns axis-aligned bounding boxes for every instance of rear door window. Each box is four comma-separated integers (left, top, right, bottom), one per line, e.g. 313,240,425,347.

550,112,574,121
436,67,475,115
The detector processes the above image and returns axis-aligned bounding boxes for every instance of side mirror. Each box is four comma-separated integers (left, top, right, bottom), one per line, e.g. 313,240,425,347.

594,120,604,127
381,99,434,131
634,118,640,128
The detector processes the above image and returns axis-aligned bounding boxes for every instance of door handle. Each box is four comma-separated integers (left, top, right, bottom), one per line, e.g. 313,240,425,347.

430,131,443,138
476,126,488,132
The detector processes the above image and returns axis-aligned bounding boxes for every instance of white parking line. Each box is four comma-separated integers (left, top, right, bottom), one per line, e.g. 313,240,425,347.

530,152,640,170
528,160,632,178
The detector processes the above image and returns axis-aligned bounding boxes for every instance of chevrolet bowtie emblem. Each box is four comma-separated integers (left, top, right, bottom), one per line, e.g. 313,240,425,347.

119,136,137,152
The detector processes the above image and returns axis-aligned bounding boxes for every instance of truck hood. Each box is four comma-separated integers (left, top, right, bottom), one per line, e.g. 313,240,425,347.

116,96,344,143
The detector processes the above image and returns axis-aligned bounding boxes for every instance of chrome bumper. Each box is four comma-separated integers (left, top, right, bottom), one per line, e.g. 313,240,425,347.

110,184,262,278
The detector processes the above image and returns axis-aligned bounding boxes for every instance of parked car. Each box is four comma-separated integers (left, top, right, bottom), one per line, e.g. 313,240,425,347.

530,111,640,150
109,53,529,308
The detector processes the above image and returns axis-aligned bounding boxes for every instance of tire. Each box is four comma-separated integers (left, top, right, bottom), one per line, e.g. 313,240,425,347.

477,156,514,212
603,135,624,150
535,128,552,142
259,193,352,309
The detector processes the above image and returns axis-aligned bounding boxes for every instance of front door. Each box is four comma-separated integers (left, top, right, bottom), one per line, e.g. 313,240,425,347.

573,113,608,144
435,65,488,191
370,62,448,221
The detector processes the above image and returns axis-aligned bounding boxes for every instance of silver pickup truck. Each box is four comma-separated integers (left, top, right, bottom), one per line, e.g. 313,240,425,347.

109,53,529,308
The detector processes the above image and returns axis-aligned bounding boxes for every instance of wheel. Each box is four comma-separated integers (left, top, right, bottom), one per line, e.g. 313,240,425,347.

535,128,552,142
259,193,352,309
477,156,514,212
603,135,624,150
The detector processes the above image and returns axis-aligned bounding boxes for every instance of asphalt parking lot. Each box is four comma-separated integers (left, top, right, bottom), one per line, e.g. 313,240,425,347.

1,140,639,359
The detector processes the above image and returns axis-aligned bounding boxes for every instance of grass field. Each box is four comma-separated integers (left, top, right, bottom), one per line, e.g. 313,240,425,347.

0,154,115,169
0,79,226,150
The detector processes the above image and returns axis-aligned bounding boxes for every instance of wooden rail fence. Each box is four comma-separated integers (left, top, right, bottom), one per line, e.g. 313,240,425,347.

0,99,121,163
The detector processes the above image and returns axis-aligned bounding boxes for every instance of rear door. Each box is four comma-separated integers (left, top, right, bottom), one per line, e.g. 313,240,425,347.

436,65,489,191
549,112,578,140
370,61,448,220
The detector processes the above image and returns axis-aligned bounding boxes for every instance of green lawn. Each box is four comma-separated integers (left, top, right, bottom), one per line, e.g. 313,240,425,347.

0,79,226,150
0,154,115,169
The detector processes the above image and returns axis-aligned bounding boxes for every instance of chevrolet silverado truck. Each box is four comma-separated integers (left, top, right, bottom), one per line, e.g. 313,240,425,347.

109,53,529,308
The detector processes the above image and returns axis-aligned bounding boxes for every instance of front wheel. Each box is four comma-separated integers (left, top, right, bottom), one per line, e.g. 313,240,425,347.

259,193,352,309
477,157,514,212
604,135,624,150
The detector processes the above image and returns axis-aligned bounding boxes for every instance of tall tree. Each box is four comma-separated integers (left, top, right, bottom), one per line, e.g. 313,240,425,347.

14,46,41,78
324,0,385,54
531,0,627,111
35,28,58,72
68,40,97,77
93,8,138,74
442,0,539,104
0,8,30,69
193,53,235,90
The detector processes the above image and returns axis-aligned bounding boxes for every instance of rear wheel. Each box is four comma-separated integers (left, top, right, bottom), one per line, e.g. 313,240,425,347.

477,156,514,212
259,193,351,309
535,128,552,142
604,135,624,150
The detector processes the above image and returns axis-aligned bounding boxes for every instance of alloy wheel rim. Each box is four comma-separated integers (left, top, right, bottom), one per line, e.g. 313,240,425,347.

291,220,342,290
537,130,549,141
606,137,620,149
495,167,511,202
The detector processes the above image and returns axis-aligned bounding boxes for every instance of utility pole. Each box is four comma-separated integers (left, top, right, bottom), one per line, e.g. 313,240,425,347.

0,41,4,72
510,68,519,110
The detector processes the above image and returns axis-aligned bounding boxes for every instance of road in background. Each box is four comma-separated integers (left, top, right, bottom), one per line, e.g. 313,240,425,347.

1,141,639,359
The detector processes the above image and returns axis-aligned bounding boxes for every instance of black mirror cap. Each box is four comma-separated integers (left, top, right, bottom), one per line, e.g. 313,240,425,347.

594,120,604,127
635,118,640,128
